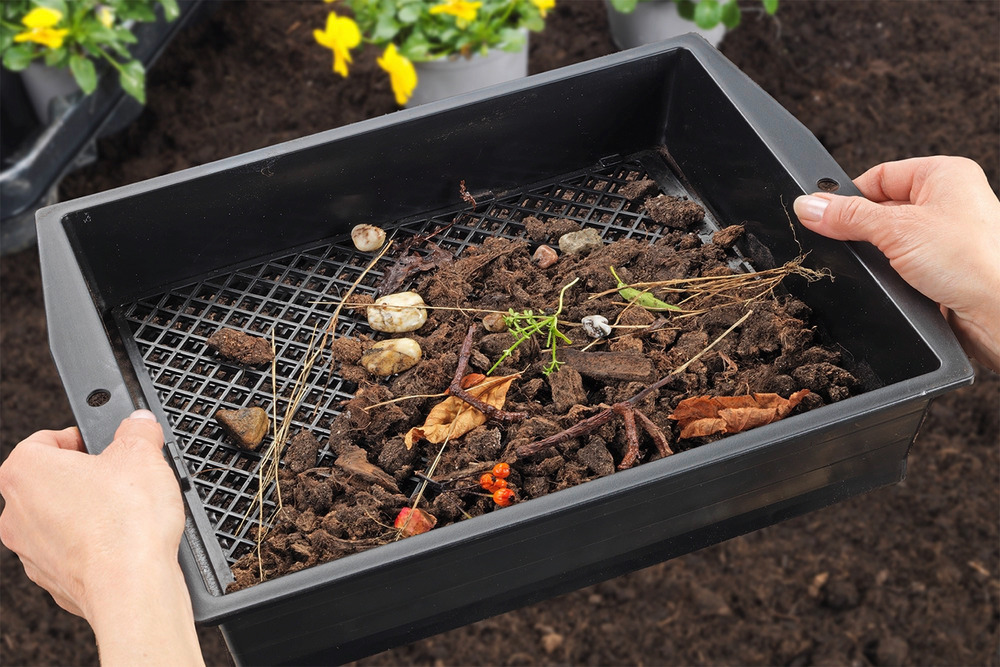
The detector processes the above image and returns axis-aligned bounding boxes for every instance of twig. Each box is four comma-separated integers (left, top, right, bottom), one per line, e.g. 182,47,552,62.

515,310,753,466
451,324,527,423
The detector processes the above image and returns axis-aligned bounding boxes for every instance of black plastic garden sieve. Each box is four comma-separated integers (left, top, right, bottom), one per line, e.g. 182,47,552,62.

36,36,973,665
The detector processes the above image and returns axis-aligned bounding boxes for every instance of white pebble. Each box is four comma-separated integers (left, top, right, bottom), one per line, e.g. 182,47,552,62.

581,315,612,338
351,224,386,252
361,338,422,376
367,291,428,333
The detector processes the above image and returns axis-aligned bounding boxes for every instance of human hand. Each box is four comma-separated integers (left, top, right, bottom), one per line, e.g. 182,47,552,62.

0,411,204,665
794,156,1000,373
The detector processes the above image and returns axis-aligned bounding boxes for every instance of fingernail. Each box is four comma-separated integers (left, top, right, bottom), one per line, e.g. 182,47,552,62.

793,195,830,224
128,409,157,422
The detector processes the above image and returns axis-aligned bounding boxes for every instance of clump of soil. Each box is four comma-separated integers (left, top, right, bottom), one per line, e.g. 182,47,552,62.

206,327,273,366
229,229,858,591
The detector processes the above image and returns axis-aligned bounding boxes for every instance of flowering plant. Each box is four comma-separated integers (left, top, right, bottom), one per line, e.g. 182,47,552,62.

609,0,777,30
315,0,554,105
0,0,178,105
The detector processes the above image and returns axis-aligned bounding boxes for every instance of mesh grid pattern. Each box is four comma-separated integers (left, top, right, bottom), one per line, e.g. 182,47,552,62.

119,152,711,567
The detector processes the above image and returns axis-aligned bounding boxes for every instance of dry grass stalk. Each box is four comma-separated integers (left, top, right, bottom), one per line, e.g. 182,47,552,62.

590,255,831,316
242,242,393,582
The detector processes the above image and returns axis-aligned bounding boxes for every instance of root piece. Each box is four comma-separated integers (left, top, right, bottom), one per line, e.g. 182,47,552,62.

449,324,527,424
516,311,752,467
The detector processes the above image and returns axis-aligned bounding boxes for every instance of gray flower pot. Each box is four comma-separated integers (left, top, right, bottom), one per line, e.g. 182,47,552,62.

605,0,725,50
408,37,529,107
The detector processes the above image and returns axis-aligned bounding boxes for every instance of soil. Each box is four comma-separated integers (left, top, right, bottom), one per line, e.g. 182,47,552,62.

227,226,857,591
2,1,998,665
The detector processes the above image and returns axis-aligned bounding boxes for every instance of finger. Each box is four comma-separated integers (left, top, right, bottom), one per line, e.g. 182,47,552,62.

109,410,165,453
20,427,85,452
852,157,932,203
793,193,901,248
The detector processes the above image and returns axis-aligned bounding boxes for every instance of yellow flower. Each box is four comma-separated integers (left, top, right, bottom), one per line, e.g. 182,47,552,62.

531,0,555,18
429,0,482,26
314,12,361,78
96,6,115,28
14,6,69,49
21,6,63,28
377,44,417,106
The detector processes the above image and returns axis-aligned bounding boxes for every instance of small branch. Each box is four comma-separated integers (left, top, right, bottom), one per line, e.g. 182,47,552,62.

516,310,753,462
450,324,527,423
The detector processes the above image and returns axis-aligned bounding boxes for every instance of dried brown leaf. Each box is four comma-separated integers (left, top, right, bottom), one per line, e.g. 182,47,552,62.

404,374,518,449
669,389,810,439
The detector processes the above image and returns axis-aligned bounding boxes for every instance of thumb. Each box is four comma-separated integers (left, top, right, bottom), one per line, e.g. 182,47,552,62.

793,193,900,247
108,409,165,454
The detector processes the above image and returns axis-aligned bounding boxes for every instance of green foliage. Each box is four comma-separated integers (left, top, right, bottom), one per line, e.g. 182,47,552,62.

0,0,177,105
342,0,553,63
609,0,779,31
488,277,578,377
609,266,679,312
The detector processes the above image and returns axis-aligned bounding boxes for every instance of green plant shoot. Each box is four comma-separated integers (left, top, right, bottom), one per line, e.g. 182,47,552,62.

609,266,679,312
488,277,578,376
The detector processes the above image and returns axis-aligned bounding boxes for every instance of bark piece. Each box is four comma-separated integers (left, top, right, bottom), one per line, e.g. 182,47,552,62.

334,446,400,493
559,349,655,383
643,194,705,229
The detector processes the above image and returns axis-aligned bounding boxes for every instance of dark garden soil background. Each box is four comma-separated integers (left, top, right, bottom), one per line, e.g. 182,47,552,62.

2,1,998,665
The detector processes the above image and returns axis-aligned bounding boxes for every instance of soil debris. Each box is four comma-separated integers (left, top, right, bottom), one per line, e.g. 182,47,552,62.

206,327,273,366
712,224,745,248
524,216,581,242
619,178,660,201
643,194,705,229
335,446,400,494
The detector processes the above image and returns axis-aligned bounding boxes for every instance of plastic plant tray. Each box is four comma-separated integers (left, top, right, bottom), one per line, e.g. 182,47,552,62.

36,36,973,665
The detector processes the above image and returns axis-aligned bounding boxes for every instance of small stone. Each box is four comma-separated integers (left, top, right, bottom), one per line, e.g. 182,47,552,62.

581,314,611,338
558,228,603,256
360,338,422,376
215,407,269,452
367,291,428,333
351,224,386,252
532,244,559,268
874,636,909,665
541,633,564,654
482,312,508,333
206,328,273,366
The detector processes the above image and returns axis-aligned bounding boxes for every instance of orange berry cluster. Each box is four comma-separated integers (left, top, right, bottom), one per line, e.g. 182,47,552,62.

479,462,514,507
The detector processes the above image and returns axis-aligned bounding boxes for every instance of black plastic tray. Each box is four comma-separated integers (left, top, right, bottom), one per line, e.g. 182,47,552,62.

36,36,973,665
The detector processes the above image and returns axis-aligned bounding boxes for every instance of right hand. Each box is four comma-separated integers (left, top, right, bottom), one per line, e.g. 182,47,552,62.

794,156,1000,372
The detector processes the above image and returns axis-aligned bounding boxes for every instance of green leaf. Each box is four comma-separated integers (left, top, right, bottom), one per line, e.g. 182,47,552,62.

2,44,35,71
158,0,180,21
69,53,97,94
400,31,430,60
762,0,779,14
675,0,696,21
114,27,139,44
521,14,544,32
118,59,145,104
721,0,741,28
397,4,419,24
117,3,156,23
610,0,639,12
371,13,400,42
497,27,525,51
693,0,722,29
43,47,67,67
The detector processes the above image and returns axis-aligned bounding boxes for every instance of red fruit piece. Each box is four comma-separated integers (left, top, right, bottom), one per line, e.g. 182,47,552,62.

492,462,510,479
394,507,437,537
493,488,515,507
480,473,496,491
